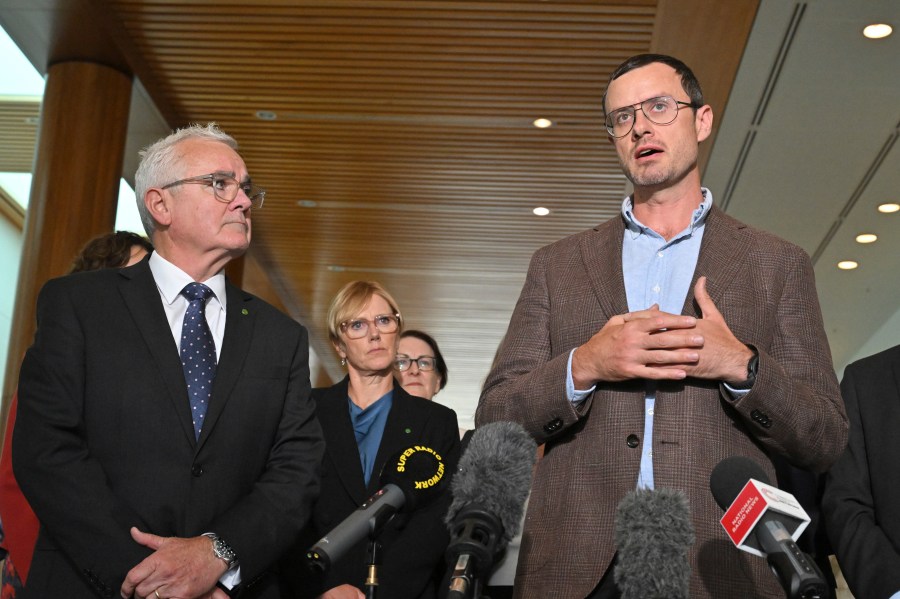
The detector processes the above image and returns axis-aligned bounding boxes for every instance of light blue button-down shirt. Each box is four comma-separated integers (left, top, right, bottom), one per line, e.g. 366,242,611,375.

566,188,713,489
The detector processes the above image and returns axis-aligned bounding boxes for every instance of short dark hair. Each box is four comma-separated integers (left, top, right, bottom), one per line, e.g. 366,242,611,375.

69,231,153,274
602,53,705,116
400,329,448,390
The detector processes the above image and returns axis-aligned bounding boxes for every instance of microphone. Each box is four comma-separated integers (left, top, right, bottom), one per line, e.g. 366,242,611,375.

710,456,827,599
444,421,537,599
613,488,694,599
306,444,447,572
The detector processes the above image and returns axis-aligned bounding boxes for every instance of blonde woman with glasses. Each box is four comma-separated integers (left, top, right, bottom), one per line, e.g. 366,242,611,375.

284,281,461,599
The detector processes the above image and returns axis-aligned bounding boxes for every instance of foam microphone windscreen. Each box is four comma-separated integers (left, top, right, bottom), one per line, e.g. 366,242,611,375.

445,421,537,547
614,488,694,599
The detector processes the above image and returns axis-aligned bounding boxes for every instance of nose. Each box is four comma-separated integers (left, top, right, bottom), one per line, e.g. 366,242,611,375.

631,109,653,138
232,187,253,212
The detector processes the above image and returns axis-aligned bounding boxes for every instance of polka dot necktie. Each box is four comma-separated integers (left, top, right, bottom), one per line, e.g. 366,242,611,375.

180,283,217,439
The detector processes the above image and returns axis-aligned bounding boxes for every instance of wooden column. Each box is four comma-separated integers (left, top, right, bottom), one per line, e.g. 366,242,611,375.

1,61,132,433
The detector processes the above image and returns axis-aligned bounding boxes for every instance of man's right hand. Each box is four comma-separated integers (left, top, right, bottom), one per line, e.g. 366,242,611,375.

571,305,703,388
318,584,365,599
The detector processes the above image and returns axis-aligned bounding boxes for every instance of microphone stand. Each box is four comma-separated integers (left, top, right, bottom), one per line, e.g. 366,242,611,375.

361,503,397,599
364,536,381,599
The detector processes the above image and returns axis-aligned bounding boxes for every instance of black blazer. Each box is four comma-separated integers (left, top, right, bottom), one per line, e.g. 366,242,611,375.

12,258,324,599
823,344,900,599
284,377,460,599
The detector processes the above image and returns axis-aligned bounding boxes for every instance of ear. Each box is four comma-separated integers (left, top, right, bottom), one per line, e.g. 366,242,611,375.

332,340,347,359
144,188,173,228
695,104,714,143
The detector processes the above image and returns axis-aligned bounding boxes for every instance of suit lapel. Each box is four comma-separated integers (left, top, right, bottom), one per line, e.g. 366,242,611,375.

319,379,369,504
197,281,253,448
580,217,629,317
118,260,195,446
682,206,751,317
368,385,419,495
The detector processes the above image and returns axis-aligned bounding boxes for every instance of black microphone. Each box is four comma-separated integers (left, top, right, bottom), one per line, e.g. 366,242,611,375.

710,456,827,599
306,444,447,572
444,421,537,599
614,488,694,599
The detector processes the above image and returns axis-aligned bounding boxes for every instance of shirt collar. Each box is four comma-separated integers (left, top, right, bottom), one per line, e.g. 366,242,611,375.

621,187,714,240
148,251,227,311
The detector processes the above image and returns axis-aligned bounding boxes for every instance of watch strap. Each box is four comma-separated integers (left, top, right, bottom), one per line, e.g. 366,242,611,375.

729,348,759,390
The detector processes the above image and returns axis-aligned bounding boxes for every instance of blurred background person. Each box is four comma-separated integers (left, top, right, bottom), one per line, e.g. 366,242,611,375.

0,230,152,597
823,343,900,599
285,281,460,599
395,330,447,401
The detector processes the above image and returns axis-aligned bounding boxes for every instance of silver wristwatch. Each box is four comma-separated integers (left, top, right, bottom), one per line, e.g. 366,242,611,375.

204,533,238,568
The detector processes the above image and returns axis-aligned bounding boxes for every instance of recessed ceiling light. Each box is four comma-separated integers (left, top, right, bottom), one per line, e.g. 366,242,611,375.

863,23,893,39
855,233,877,244
878,202,900,213
837,260,859,270
255,110,278,121
532,118,553,129
533,207,550,216
297,200,318,208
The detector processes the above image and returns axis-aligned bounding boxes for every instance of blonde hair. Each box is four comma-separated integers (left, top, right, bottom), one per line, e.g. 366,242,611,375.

327,280,402,344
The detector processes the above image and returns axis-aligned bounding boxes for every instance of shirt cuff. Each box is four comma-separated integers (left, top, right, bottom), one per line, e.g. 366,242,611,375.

566,349,595,405
219,564,241,589
721,382,751,401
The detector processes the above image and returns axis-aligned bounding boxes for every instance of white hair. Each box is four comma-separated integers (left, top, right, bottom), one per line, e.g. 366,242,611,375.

134,122,238,236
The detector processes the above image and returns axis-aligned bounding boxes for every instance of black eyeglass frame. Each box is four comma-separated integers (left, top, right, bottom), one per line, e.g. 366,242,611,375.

394,355,437,372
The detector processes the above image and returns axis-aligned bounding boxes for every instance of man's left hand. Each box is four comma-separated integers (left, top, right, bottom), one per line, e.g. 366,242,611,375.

120,527,227,599
685,276,754,384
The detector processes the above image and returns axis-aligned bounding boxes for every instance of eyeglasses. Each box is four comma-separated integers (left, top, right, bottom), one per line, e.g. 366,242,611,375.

161,172,265,209
605,96,699,138
340,314,401,339
395,355,437,372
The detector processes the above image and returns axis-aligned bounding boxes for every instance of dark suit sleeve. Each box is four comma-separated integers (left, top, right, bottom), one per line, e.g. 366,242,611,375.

823,360,900,599
379,404,461,598
203,319,324,582
13,278,152,592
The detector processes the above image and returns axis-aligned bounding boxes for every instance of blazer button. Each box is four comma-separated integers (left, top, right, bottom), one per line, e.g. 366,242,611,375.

191,464,204,477
543,418,563,434
626,434,640,448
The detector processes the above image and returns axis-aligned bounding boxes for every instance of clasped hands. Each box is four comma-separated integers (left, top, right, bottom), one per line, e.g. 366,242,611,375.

572,277,753,388
120,527,229,599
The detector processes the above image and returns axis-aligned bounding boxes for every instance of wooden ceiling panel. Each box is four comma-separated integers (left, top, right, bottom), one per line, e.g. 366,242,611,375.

91,0,755,424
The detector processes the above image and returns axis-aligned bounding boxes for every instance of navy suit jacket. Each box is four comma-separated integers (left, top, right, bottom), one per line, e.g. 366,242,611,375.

13,257,324,598
284,378,460,599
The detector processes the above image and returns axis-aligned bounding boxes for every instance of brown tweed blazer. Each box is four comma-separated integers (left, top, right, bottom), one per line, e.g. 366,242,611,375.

476,206,847,599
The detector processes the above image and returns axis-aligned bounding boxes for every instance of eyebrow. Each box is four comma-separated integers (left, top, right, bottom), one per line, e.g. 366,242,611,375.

214,170,252,186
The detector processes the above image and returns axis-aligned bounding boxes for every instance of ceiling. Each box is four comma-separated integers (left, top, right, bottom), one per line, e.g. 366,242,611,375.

0,0,897,428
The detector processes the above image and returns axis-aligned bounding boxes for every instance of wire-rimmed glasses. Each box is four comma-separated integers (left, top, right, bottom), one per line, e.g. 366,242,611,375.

161,171,265,208
605,96,699,138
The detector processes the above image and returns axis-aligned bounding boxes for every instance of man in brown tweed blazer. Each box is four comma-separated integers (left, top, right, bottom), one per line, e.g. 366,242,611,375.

476,54,847,599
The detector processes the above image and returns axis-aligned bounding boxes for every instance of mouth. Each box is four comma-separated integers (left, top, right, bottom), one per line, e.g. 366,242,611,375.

635,146,663,160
